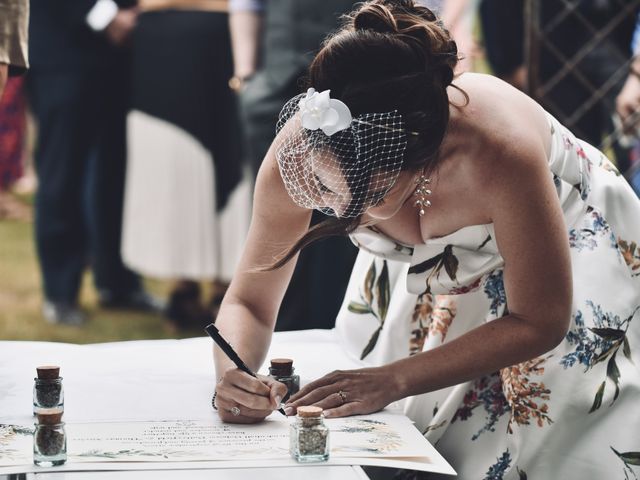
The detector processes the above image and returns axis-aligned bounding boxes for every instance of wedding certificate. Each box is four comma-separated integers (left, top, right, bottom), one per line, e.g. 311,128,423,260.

0,412,454,474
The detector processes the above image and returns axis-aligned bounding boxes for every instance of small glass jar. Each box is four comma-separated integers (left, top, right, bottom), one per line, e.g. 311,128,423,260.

290,406,329,462
33,411,67,467
33,377,64,414
269,358,300,403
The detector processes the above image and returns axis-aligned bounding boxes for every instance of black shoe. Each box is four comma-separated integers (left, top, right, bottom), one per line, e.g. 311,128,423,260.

98,290,165,313
42,301,86,326
165,281,210,330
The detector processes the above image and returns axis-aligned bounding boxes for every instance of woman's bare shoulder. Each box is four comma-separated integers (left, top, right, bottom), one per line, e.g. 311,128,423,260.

449,73,551,170
432,73,554,225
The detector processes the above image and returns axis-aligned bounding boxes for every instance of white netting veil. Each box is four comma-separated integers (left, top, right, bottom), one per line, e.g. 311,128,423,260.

274,88,410,218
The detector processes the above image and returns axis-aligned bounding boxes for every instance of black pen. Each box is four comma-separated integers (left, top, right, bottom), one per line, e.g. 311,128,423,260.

205,323,287,416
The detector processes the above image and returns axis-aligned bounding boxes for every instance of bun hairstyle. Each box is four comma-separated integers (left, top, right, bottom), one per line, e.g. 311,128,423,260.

308,0,465,174
268,0,466,270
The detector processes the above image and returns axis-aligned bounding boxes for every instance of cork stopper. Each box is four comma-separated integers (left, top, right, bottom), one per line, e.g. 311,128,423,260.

297,406,323,418
36,366,60,380
269,358,293,376
36,408,64,425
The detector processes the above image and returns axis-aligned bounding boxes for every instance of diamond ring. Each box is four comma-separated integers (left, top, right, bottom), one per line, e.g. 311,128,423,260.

337,390,347,404
230,406,241,417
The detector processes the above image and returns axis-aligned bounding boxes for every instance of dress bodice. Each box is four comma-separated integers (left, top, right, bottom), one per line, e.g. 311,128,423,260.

349,112,608,296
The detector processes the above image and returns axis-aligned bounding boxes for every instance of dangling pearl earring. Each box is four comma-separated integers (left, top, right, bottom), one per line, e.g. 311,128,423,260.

413,173,432,217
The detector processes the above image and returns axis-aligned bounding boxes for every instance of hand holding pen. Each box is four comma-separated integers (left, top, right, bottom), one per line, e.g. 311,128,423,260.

206,323,288,422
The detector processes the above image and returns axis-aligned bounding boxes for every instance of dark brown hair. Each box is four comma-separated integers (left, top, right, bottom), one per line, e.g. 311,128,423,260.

269,0,466,269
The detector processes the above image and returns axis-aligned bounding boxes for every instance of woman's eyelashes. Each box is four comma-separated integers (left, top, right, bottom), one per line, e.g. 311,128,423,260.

315,174,334,194
370,190,386,206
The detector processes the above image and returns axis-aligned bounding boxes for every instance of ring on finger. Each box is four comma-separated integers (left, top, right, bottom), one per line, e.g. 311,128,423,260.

230,406,241,417
337,390,347,404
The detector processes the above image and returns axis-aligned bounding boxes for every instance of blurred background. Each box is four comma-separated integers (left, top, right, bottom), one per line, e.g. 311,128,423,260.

1,0,639,344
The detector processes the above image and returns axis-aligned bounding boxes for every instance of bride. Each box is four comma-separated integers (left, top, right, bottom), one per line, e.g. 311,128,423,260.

212,1,640,478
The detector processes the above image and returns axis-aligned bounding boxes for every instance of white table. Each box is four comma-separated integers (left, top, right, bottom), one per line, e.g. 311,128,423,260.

0,330,453,478
2,465,370,480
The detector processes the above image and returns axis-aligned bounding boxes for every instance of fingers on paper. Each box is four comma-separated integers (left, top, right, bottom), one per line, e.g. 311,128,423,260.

215,397,272,423
323,402,361,418
217,408,269,424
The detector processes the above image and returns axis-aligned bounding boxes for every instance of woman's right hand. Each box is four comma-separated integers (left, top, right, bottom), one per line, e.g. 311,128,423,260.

214,368,288,424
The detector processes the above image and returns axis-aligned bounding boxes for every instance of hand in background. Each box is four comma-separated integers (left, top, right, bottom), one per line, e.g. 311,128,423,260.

616,67,640,135
105,7,139,47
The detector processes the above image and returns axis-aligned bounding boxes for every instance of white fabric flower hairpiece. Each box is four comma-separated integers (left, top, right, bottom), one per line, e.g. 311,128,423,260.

298,88,353,136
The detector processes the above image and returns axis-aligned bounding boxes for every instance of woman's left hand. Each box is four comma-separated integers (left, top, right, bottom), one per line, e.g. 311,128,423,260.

284,366,401,418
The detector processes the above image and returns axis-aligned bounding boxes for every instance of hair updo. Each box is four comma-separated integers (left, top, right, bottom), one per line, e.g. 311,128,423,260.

268,0,466,270
308,0,464,174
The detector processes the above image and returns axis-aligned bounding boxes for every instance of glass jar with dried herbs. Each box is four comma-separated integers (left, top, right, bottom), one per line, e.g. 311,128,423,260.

33,365,64,414
33,409,67,466
290,406,330,462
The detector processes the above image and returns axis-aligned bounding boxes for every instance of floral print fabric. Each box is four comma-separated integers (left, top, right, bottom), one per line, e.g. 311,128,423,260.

337,114,640,479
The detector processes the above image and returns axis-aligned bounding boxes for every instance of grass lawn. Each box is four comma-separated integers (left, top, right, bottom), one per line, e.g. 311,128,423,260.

0,217,204,344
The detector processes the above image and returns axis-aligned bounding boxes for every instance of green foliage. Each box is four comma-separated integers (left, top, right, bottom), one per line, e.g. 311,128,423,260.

0,220,199,343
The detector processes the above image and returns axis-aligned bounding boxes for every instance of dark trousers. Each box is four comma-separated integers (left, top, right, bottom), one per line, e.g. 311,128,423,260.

28,66,140,304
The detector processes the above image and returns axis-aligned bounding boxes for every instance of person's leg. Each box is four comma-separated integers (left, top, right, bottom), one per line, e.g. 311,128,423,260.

28,71,94,323
166,279,209,329
87,62,159,310
478,0,525,86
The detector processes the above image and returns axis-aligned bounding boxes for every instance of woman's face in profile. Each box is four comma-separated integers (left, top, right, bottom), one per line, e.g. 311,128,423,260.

310,153,353,218
311,151,415,219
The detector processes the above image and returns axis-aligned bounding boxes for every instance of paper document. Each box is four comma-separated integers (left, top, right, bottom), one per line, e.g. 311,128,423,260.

1,412,454,474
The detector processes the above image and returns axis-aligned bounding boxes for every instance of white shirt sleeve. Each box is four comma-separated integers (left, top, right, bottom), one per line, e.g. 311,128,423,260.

632,13,640,55
86,0,119,32
229,0,266,13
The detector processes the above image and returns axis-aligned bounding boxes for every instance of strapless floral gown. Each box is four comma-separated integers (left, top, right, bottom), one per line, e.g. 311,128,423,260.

337,113,640,479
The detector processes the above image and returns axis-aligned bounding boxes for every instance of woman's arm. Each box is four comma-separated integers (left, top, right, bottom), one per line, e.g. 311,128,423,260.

228,1,264,85
391,130,572,396
214,145,313,423
287,126,573,417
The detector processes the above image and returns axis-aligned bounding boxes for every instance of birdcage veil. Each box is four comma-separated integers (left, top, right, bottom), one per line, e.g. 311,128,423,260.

274,88,411,218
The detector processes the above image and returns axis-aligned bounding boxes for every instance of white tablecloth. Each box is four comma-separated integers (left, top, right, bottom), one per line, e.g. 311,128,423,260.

0,330,454,477
0,330,363,425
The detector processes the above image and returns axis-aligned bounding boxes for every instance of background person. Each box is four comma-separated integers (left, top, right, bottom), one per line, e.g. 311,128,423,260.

0,0,28,95
27,0,160,325
0,0,29,219
121,0,250,329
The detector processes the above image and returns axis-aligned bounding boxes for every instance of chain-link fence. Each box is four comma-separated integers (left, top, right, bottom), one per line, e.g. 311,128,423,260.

523,0,640,174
